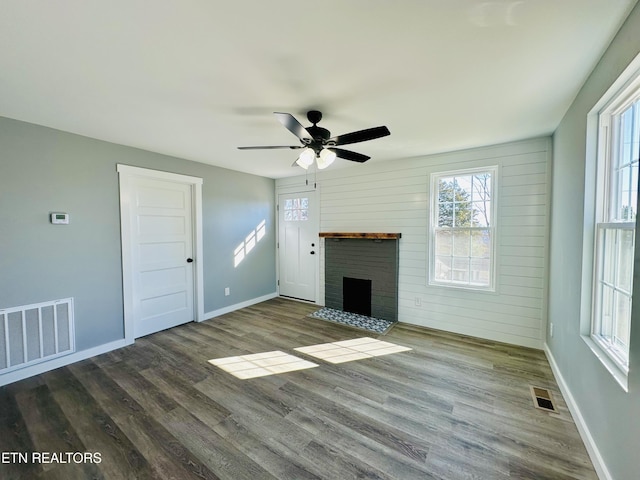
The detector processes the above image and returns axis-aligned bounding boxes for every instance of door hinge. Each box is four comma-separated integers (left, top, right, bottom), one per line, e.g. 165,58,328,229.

277,280,279,286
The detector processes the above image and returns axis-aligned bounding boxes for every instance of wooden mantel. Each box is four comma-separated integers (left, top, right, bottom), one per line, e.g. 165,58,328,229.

319,232,401,239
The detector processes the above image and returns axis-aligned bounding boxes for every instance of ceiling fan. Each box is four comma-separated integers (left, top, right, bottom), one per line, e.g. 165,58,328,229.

237,110,390,169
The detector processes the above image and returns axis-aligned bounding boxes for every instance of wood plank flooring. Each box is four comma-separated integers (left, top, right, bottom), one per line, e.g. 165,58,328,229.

0,298,596,479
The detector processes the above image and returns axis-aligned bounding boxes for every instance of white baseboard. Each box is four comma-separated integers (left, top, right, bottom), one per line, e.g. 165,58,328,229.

0,338,132,387
1,294,278,387
544,343,612,480
202,292,278,320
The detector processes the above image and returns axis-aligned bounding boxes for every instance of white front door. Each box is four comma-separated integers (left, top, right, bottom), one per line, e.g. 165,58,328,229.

122,173,196,338
278,191,318,302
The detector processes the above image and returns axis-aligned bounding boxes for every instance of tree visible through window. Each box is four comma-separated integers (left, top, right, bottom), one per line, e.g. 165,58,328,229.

431,168,496,289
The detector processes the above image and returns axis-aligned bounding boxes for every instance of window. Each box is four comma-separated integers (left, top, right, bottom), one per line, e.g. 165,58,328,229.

283,197,308,221
430,167,496,290
591,87,639,373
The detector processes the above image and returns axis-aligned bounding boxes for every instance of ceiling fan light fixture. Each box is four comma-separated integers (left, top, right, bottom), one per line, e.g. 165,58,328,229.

296,147,315,169
317,148,336,169
238,111,390,169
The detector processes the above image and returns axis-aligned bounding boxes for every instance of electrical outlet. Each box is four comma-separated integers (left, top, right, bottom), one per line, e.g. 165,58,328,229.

550,323,554,337
415,297,422,307
225,287,230,296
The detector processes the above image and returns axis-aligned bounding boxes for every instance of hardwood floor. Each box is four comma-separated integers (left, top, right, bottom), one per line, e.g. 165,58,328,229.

0,298,596,479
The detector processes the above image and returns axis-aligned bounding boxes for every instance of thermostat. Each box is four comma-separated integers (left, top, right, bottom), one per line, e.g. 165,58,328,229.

50,212,70,224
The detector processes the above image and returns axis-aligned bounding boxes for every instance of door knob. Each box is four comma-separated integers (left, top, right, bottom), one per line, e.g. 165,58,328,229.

186,258,194,263
310,251,315,255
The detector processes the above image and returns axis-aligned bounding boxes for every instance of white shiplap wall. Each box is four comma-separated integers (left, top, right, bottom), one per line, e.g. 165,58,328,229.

276,137,551,349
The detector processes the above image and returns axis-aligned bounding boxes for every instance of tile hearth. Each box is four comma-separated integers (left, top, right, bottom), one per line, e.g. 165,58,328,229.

308,307,395,334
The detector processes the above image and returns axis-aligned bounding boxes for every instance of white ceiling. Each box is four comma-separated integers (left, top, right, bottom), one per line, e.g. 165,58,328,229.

1,0,636,179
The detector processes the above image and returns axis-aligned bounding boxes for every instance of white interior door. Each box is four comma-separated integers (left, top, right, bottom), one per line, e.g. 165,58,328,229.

278,191,318,302
127,175,195,338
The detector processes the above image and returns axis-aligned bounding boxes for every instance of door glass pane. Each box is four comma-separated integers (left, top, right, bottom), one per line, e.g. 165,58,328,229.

284,197,309,222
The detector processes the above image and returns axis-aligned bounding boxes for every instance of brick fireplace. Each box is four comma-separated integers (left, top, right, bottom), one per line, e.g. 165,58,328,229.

321,233,400,322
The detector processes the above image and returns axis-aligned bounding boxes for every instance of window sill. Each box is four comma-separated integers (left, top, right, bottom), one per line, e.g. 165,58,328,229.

581,335,629,392
428,280,496,294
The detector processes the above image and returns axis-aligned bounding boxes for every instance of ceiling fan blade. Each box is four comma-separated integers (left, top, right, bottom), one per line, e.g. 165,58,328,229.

329,148,370,163
274,112,314,143
237,145,302,150
329,126,390,146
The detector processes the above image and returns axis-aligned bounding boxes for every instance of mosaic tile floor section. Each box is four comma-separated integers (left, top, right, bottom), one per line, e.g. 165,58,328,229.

308,307,395,334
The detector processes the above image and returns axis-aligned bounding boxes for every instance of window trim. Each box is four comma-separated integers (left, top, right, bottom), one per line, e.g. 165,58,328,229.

428,165,498,292
591,97,638,375
581,53,640,391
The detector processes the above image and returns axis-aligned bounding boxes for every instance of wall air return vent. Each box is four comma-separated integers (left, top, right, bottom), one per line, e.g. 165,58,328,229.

0,298,75,374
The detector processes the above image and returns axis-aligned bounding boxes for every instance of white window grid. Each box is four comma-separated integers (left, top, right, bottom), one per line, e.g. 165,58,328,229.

592,223,634,370
429,167,497,291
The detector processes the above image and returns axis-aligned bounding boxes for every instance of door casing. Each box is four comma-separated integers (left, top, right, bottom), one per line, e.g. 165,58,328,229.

117,164,204,342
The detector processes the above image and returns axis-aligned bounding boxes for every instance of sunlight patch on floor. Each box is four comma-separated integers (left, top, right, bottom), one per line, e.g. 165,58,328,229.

294,337,411,364
208,350,318,379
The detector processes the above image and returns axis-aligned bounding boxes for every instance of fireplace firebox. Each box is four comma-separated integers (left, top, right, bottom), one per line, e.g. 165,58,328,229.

343,277,372,316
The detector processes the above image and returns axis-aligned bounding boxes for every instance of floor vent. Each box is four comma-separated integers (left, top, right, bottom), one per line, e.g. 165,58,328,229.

0,298,75,374
530,386,556,412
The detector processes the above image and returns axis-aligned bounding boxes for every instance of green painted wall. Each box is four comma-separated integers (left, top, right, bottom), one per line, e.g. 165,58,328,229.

548,3,640,478
0,116,276,351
